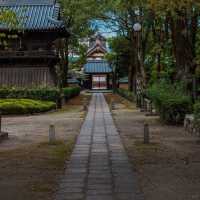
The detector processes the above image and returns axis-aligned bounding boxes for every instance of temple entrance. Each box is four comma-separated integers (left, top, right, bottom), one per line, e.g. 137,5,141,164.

92,75,107,90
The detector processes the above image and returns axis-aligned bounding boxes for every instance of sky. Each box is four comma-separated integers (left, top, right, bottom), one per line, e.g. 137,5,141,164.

91,20,117,38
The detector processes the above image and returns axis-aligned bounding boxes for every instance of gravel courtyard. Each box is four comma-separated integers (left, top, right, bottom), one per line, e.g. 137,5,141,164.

105,93,200,200
0,93,91,200
0,94,89,151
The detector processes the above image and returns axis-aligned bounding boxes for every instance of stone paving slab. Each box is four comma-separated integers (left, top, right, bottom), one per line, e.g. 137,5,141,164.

55,93,143,200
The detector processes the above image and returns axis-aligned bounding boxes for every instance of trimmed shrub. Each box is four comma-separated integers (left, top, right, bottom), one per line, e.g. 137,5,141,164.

193,102,200,132
116,88,135,102
194,102,200,120
147,81,192,124
0,87,60,102
62,87,81,100
0,99,56,115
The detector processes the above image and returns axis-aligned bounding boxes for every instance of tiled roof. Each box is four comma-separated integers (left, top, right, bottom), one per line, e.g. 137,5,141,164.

87,44,107,57
84,60,112,74
0,0,65,31
0,0,55,5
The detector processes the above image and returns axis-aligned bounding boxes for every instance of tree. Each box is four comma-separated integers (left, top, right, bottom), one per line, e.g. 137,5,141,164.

58,0,106,87
106,36,131,90
0,9,18,48
149,0,200,82
102,0,200,96
101,0,155,90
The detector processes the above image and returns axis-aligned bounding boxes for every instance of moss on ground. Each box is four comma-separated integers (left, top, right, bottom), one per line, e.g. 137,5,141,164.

0,138,76,200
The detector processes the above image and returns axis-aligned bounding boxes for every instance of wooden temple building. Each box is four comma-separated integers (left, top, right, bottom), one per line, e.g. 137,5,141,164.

0,0,68,87
83,34,113,90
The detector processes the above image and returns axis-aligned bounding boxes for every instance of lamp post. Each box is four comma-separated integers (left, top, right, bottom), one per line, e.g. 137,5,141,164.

133,22,142,107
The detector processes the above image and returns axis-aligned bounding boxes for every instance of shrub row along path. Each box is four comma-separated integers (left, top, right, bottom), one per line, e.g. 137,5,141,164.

55,93,143,200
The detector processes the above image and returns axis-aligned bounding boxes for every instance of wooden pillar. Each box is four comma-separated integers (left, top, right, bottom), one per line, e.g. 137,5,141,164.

90,75,93,90
107,74,109,89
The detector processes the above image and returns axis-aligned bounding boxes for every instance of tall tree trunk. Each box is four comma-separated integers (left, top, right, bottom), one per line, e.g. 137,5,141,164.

128,62,134,91
63,38,69,87
170,14,196,81
128,34,136,92
137,32,147,86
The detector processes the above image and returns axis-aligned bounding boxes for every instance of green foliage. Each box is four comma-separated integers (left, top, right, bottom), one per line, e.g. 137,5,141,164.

116,88,135,102
0,9,19,48
0,87,60,102
194,102,200,120
106,36,131,78
62,87,81,100
69,44,87,71
59,0,105,47
0,99,56,115
147,81,192,124
0,9,18,29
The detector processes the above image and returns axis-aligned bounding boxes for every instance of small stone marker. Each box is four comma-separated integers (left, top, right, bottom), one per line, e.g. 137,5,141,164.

49,124,56,144
83,103,88,111
144,123,150,144
0,111,8,141
0,111,2,133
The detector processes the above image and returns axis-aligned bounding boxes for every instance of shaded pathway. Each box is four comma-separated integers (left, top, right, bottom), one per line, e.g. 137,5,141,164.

56,93,143,200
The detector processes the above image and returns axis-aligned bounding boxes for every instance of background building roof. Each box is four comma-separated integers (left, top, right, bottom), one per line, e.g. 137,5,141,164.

0,0,56,5
0,0,65,31
84,60,112,74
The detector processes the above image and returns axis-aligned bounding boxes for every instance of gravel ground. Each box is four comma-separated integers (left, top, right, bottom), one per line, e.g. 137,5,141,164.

0,93,91,200
105,93,200,200
0,94,90,151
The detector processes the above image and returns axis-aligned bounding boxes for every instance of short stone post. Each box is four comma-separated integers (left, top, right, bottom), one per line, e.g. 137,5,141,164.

144,123,150,144
0,111,8,141
49,124,56,144
83,102,88,112
0,111,2,133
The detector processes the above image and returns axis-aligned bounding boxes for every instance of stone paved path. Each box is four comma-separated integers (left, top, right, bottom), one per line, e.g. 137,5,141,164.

55,93,143,200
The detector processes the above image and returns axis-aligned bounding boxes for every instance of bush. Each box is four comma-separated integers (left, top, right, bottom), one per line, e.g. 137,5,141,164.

0,99,56,115
147,81,192,124
116,88,135,102
0,87,60,102
62,87,81,100
194,102,200,120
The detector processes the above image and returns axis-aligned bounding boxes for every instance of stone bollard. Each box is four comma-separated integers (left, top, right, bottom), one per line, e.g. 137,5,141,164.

0,111,2,133
0,111,8,141
49,124,56,144
144,123,150,144
83,103,88,112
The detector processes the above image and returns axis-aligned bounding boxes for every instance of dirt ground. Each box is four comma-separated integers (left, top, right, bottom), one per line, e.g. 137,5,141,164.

0,93,91,200
105,93,200,200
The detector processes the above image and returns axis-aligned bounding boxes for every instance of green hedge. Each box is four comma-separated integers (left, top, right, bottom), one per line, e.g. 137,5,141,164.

62,87,81,100
116,88,135,102
147,82,192,124
0,99,56,115
0,87,60,102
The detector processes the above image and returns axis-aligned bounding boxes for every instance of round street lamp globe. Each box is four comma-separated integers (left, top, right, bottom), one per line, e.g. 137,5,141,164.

133,23,142,32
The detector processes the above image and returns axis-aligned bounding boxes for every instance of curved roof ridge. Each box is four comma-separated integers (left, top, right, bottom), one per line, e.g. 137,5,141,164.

0,0,66,31
0,0,55,6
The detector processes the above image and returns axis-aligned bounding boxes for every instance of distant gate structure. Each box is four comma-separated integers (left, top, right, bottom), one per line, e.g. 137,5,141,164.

83,34,113,90
0,0,68,87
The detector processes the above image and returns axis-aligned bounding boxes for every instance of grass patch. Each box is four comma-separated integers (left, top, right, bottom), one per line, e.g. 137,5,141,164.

134,141,160,153
0,138,76,199
37,138,76,168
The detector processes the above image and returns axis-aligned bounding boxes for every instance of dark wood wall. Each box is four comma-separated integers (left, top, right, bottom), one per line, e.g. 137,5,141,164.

0,65,55,87
0,31,64,88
